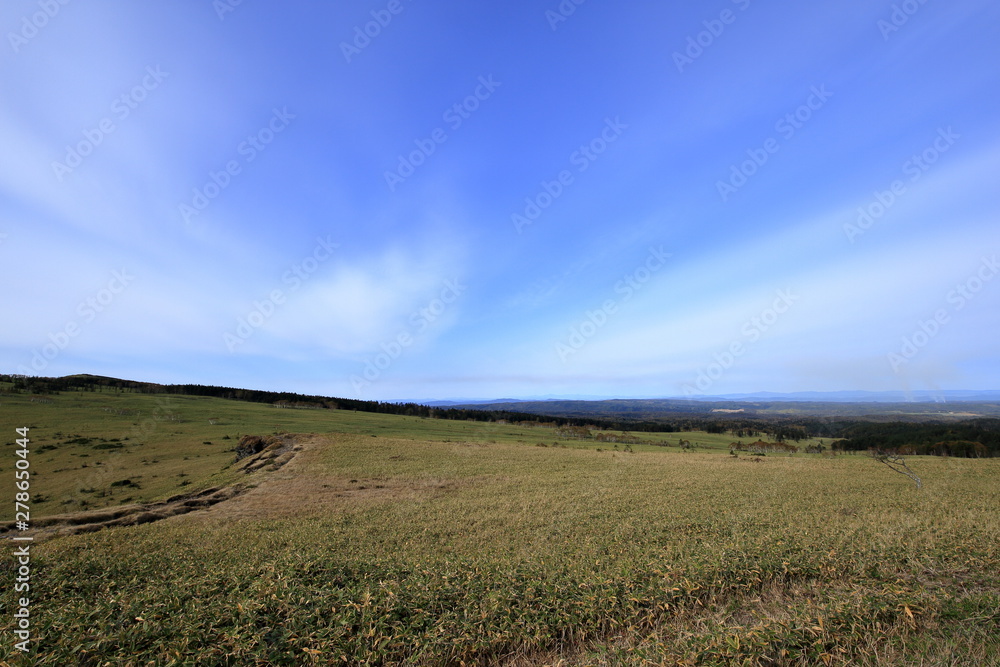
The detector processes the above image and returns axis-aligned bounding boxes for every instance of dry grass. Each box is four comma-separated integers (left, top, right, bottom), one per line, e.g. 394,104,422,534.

1,410,998,664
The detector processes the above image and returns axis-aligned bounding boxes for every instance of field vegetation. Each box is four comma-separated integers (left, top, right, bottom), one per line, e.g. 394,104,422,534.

1,385,998,665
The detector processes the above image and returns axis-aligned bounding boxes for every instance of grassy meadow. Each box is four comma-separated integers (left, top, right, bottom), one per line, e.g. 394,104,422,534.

1,388,999,665
0,389,807,519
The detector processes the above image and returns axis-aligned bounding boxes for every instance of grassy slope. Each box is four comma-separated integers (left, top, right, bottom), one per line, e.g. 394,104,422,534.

1,389,998,665
0,388,818,519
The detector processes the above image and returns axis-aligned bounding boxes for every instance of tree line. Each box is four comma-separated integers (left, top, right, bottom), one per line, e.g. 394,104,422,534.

1,374,679,433
829,420,1000,457
4,374,997,457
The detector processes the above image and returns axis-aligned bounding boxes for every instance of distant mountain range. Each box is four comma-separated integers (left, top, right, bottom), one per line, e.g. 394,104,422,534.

10,374,999,421
421,391,1000,421
673,390,1000,403
402,390,1000,406
395,395,614,406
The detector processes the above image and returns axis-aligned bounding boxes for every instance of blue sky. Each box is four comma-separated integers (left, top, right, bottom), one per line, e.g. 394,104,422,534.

2,0,998,401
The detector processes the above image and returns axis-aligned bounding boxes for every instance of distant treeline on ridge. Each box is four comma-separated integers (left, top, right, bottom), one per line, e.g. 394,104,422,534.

4,374,998,457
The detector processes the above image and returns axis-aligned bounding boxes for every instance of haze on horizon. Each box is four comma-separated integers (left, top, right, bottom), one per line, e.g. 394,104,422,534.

2,0,998,401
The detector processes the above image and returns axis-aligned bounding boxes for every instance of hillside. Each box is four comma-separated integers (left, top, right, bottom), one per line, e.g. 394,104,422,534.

1,382,998,664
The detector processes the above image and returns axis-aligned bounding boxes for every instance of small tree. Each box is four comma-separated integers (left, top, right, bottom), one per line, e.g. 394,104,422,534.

869,448,922,489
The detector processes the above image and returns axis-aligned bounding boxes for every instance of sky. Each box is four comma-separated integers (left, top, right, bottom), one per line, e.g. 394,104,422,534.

2,0,998,402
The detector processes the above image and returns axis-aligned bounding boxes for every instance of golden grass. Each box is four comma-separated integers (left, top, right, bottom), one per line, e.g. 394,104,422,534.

2,392,998,664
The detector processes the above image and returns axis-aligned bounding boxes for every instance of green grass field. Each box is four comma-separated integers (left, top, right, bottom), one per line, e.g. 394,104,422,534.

0,389,823,519
2,389,998,665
